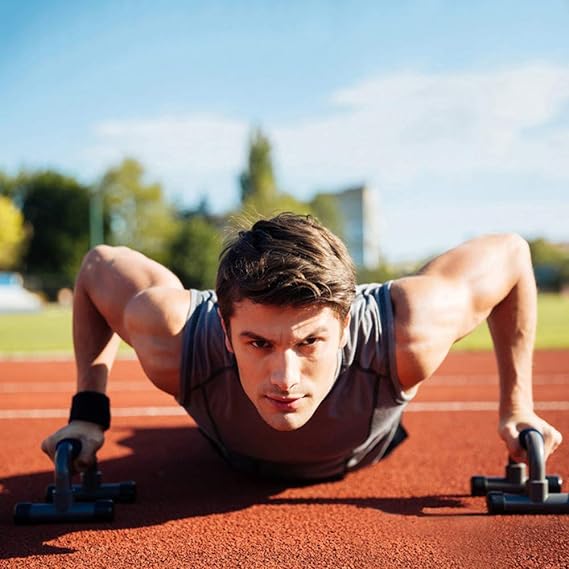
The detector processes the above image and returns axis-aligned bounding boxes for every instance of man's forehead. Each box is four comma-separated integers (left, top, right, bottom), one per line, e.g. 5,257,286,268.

230,299,339,333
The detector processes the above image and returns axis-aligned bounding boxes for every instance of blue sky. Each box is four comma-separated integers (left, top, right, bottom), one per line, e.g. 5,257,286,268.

1,0,569,261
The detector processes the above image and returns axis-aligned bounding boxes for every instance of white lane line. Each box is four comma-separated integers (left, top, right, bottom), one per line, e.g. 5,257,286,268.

0,407,187,420
1,401,568,420
0,354,136,362
0,381,151,393
407,401,569,412
428,374,569,385
408,401,498,412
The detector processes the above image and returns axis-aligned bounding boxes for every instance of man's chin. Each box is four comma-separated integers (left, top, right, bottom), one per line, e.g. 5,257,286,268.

258,409,313,431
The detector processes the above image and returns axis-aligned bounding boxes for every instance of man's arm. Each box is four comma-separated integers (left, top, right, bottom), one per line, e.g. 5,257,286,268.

390,233,563,460
41,245,190,470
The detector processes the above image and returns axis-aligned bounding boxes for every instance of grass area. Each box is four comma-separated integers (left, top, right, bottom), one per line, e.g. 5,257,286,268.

0,306,133,355
0,294,568,355
453,293,569,351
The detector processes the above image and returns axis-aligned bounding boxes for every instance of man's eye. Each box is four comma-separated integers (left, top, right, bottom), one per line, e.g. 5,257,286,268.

301,337,319,346
251,340,270,349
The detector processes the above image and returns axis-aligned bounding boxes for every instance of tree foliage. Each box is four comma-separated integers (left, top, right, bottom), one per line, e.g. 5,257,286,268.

100,158,179,264
0,171,17,199
239,128,278,215
167,214,222,289
309,193,344,240
0,195,27,270
17,170,91,295
238,128,346,233
530,238,568,266
529,238,569,291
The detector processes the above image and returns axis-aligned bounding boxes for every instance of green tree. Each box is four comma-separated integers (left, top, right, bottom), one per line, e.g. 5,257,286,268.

357,262,406,285
17,170,91,296
309,193,344,240
0,171,16,198
529,238,567,266
0,195,27,270
101,158,178,264
239,128,278,215
167,215,222,289
529,238,569,291
238,127,314,218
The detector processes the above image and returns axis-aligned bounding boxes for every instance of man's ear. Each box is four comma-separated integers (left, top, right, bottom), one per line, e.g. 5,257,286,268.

217,308,234,353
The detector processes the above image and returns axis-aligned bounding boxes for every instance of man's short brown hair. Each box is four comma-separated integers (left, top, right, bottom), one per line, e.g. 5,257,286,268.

216,212,356,324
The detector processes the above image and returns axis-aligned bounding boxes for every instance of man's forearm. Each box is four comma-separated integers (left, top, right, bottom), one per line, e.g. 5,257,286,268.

487,241,537,417
72,277,121,394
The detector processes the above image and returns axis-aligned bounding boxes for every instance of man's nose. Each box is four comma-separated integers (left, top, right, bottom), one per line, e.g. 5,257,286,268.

269,349,300,391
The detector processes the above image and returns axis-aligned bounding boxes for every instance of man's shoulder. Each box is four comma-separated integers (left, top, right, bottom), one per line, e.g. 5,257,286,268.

186,289,226,348
350,283,387,315
190,288,218,309
343,282,389,367
181,289,234,383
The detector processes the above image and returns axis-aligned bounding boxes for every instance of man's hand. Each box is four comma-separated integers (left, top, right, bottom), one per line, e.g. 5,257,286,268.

41,420,105,472
499,410,563,463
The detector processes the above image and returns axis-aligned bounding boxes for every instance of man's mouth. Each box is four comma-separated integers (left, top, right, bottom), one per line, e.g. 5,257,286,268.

265,394,305,411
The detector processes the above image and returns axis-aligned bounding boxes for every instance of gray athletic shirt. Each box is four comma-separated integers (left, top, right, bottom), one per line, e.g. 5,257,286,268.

177,282,415,481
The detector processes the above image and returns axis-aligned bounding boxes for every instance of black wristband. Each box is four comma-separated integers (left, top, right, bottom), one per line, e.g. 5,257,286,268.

69,391,111,431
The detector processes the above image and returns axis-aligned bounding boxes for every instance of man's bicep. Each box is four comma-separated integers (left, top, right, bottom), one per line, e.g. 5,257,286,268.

391,274,476,351
390,233,530,389
124,287,192,397
418,233,530,332
389,275,473,388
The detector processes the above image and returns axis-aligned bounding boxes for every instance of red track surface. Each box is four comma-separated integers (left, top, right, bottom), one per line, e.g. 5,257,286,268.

1,351,568,568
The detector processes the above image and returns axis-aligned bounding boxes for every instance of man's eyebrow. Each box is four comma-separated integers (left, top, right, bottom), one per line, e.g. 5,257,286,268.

239,331,268,340
298,326,329,337
238,327,330,341
305,326,329,335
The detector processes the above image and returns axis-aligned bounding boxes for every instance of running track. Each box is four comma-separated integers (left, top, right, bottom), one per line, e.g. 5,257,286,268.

1,351,568,568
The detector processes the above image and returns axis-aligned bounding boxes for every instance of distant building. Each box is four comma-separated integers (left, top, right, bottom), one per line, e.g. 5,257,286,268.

330,185,381,269
0,272,42,313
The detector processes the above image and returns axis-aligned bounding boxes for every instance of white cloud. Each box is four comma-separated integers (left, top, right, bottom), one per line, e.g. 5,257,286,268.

83,61,569,257
274,62,569,190
384,200,569,261
86,114,250,210
93,114,248,172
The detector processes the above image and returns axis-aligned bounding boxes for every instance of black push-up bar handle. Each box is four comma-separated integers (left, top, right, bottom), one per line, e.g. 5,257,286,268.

45,463,137,503
54,438,81,512
487,429,569,514
471,432,563,496
519,428,547,502
14,439,114,524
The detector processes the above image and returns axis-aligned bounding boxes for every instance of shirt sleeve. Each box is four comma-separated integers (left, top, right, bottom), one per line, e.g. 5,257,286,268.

347,283,417,405
176,289,234,408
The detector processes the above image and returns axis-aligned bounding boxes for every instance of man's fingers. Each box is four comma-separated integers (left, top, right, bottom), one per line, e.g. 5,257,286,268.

499,409,565,465
543,427,563,460
40,421,105,471
501,420,563,463
501,423,525,462
40,436,56,460
507,440,526,463
75,442,99,471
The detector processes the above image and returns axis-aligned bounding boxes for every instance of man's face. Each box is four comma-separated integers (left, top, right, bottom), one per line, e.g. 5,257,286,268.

222,299,349,431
